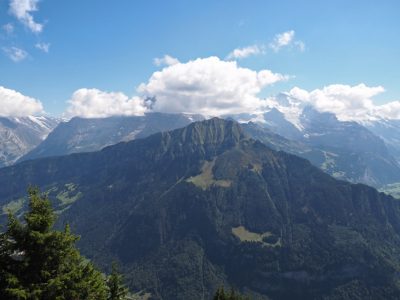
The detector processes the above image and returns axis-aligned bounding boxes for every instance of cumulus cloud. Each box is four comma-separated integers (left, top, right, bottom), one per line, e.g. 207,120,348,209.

65,88,148,118
289,84,382,120
227,45,263,60
3,46,28,62
153,55,180,67
138,56,288,116
9,0,43,33
282,84,390,121
269,30,305,52
0,86,43,116
35,42,50,53
374,101,400,120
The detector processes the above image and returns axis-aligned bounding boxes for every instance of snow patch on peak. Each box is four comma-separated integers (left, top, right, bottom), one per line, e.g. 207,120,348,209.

0,115,60,167
28,115,50,129
264,93,305,131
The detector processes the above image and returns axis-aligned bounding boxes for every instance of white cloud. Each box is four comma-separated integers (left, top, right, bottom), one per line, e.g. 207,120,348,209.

284,84,387,121
3,46,28,62
138,56,288,116
227,45,262,60
269,30,305,52
270,30,294,52
153,55,180,67
2,23,14,34
0,86,43,116
9,0,43,33
65,88,148,118
35,42,50,53
374,101,400,120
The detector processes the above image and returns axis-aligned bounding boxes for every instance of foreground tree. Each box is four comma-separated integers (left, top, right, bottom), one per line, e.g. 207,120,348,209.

0,187,108,300
214,286,250,300
107,262,129,300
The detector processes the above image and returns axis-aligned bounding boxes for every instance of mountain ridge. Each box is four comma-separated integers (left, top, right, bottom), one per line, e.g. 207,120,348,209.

14,110,400,188
2,118,400,299
18,113,203,162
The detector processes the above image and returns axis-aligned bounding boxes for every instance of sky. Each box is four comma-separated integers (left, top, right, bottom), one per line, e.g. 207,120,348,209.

0,0,400,121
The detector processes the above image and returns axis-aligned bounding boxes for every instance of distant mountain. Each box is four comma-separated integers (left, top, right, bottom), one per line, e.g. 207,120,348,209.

262,108,304,140
363,119,400,162
0,116,59,167
245,106,400,187
2,119,400,299
19,113,203,162
15,109,400,188
299,107,400,186
241,122,310,154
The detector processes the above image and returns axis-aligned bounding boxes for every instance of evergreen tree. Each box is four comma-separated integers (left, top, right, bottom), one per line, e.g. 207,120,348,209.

213,286,226,300
213,286,250,300
0,187,108,300
107,262,129,300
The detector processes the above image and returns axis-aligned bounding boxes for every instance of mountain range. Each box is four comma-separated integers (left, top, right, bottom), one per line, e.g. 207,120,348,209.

19,113,203,162
258,106,400,187
12,109,400,189
1,118,400,299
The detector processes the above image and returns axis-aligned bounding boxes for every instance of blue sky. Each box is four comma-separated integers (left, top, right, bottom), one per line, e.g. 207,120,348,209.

0,0,399,119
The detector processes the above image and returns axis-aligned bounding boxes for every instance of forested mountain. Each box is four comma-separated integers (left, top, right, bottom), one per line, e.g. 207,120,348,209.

1,119,400,299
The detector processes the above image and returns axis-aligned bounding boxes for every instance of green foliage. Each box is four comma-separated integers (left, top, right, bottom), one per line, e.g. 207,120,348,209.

213,287,250,300
0,187,108,300
107,262,129,300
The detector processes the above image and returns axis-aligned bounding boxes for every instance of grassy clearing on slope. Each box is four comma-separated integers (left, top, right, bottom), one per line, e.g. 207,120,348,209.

56,183,83,206
2,197,25,215
187,159,231,190
232,226,281,247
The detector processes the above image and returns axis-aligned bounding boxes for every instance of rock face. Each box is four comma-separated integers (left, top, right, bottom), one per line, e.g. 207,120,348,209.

0,116,59,167
19,113,203,162
2,118,400,299
364,119,400,162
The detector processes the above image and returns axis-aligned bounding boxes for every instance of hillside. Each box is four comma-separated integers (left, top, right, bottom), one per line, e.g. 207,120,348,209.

1,119,400,299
